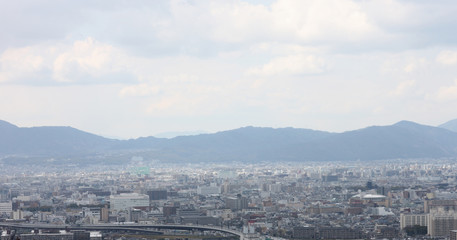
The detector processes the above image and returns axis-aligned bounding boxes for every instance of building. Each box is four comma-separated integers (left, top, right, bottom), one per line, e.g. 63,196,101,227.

425,199,457,213
110,193,149,212
350,193,390,207
450,230,457,240
293,227,363,239
72,230,91,240
0,201,12,216
428,209,457,237
293,227,315,239
207,209,233,220
128,208,143,222
11,230,91,240
269,184,282,193
400,213,429,229
318,227,363,239
147,189,167,200
163,206,177,217
100,205,109,222
308,205,344,214
12,209,23,220
197,184,220,195
322,175,338,182
375,225,398,239
226,195,248,211
346,207,363,215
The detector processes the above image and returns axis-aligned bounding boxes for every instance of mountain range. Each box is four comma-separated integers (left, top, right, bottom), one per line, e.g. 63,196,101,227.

1,119,457,164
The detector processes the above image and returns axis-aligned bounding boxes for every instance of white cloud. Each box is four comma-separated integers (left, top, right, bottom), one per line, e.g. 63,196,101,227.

403,58,426,73
171,0,384,49
436,80,457,101
2,1,457,138
2,1,457,58
53,38,117,82
436,50,457,65
247,54,325,76
0,37,135,85
389,80,416,96
0,47,45,83
270,0,379,42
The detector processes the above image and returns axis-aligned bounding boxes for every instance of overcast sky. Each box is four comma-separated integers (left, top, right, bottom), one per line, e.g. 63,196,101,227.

1,0,457,139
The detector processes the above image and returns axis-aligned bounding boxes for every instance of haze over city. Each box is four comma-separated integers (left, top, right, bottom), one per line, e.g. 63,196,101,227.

5,2,457,239
1,1,457,139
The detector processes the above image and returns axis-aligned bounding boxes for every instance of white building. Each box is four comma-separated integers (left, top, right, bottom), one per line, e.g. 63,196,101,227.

400,213,429,229
110,193,149,212
12,210,23,220
0,201,12,216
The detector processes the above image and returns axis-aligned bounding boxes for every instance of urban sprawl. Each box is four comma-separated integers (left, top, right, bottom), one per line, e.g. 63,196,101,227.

1,159,457,239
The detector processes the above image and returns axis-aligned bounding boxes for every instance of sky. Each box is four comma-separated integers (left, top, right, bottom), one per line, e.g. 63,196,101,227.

1,0,457,139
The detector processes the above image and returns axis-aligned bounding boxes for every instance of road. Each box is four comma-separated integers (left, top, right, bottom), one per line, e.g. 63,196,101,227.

0,223,245,240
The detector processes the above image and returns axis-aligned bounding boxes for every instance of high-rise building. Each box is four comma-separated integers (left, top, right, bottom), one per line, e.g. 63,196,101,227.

400,213,429,229
428,209,457,237
100,205,109,222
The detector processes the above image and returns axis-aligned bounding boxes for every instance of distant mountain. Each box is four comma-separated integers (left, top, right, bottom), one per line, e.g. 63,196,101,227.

287,120,457,161
0,120,117,156
138,121,457,162
439,118,457,133
148,126,335,162
2,119,457,164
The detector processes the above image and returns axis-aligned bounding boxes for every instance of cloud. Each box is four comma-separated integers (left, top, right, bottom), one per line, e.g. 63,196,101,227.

160,0,384,54
0,37,136,85
52,38,130,83
436,80,457,101
2,0,457,59
271,0,379,42
0,47,45,83
247,54,325,76
436,50,457,65
389,80,416,96
403,58,426,73
2,1,457,138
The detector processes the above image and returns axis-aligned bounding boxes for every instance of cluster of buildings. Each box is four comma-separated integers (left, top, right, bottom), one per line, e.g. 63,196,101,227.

1,158,457,239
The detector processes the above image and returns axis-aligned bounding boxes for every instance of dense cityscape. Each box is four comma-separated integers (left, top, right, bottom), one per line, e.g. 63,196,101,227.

2,1,457,239
2,158,457,239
